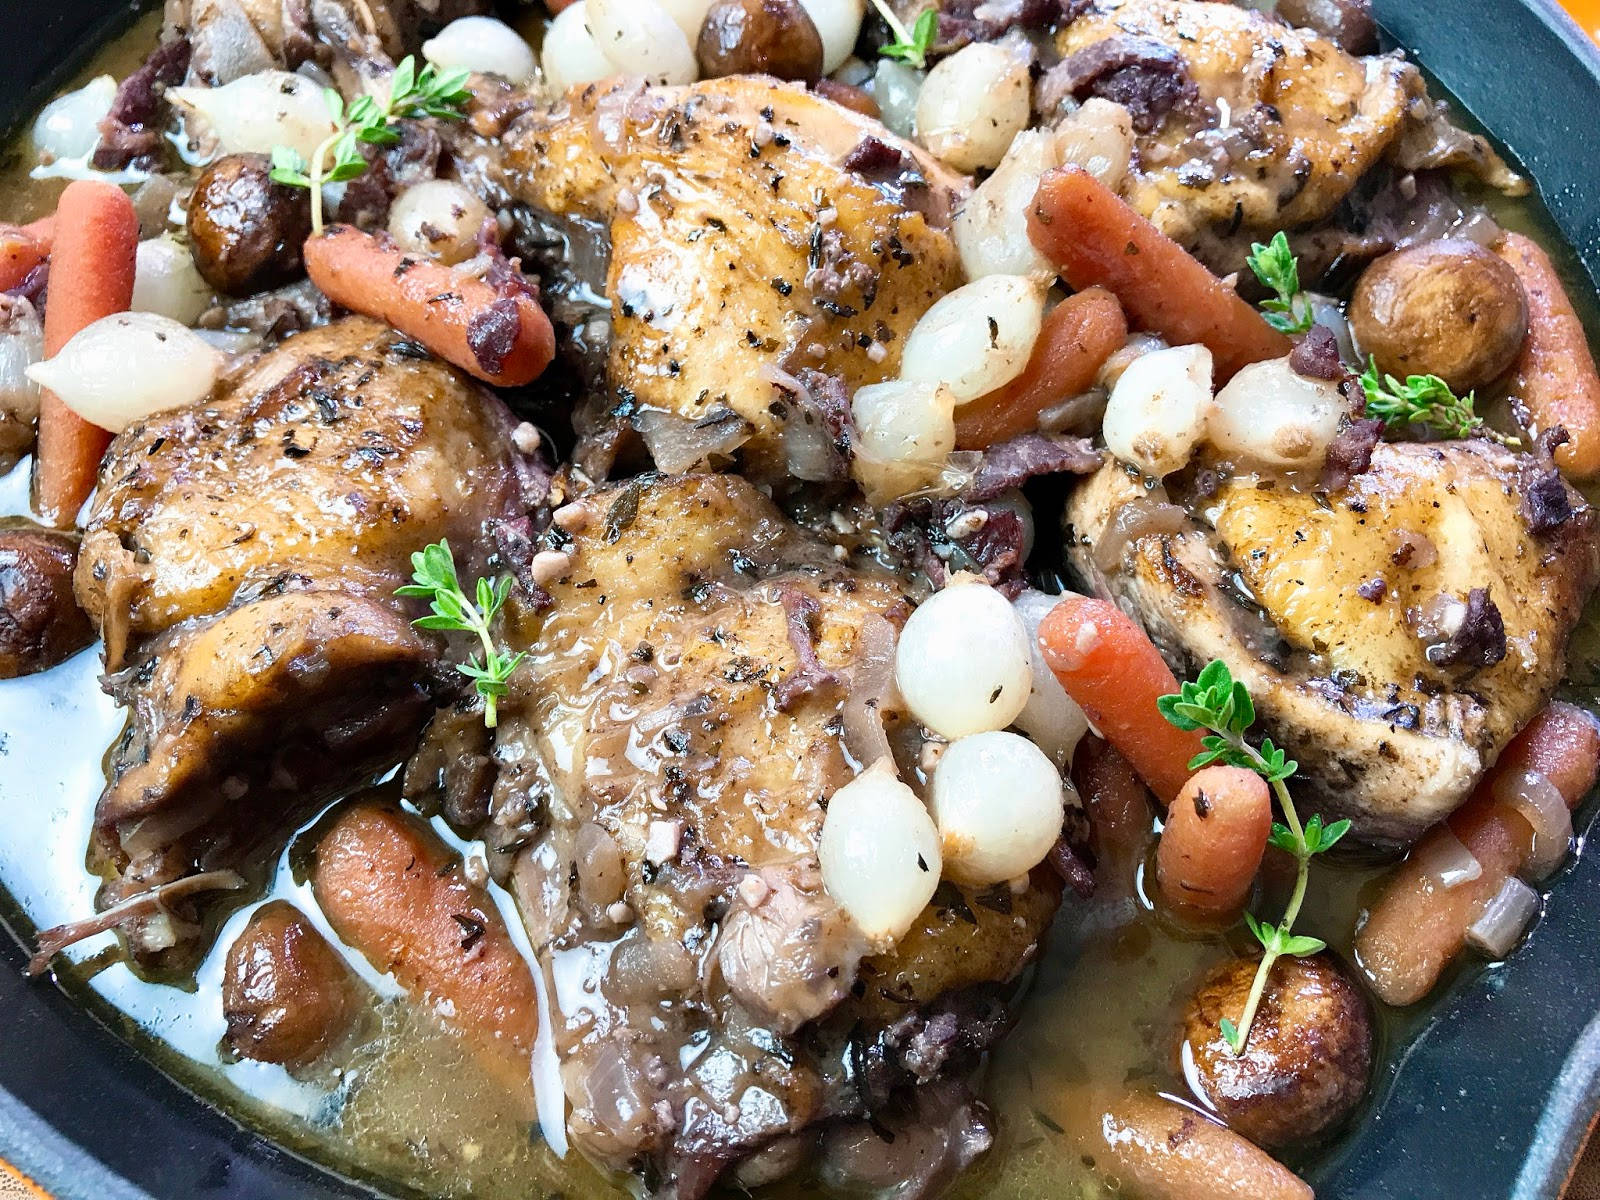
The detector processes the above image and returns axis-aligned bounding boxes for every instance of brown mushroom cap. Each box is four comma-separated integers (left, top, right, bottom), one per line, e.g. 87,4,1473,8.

1180,953,1373,1147
697,0,825,83
0,525,93,678
1348,238,1529,393
222,900,361,1067
186,153,313,297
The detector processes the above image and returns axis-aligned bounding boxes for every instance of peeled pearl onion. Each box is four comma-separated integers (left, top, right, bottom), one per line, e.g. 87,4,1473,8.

387,180,492,265
796,0,867,74
819,760,942,947
901,274,1044,403
656,0,719,40
1209,355,1348,471
170,71,336,162
931,731,1069,884
915,42,1030,173
33,76,117,164
872,59,922,139
895,578,1032,739
1055,97,1135,192
27,312,223,433
422,16,539,84
1011,589,1090,766
954,129,1060,282
587,0,699,85
132,236,214,326
542,4,617,93
849,379,956,504
1102,343,1214,478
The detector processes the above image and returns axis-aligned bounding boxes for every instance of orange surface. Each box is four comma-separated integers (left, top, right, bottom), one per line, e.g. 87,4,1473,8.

1565,0,1600,40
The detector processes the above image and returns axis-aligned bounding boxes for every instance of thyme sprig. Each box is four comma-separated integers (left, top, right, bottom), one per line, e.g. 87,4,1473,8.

396,539,525,729
1159,660,1350,1054
1359,358,1518,445
1245,231,1315,334
870,1,937,70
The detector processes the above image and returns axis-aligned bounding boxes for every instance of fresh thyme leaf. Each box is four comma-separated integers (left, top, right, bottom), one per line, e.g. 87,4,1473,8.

1358,357,1516,444
1281,934,1328,957
397,538,523,728
1218,1016,1240,1045
1246,231,1314,334
871,0,937,70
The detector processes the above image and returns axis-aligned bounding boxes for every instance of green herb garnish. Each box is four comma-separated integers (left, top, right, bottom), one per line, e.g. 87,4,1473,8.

396,539,526,729
1159,660,1350,1054
270,56,471,234
1245,231,1314,334
870,1,937,70
1358,357,1518,445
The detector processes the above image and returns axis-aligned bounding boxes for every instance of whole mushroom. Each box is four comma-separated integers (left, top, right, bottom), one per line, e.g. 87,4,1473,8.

186,153,313,296
697,0,825,82
1348,239,1528,393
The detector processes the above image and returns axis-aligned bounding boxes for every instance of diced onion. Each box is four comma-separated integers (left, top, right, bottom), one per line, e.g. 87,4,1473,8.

894,576,1032,739
1465,874,1540,959
795,0,866,75
170,71,336,163
1011,589,1090,766
131,235,214,326
32,76,117,165
422,16,539,85
587,0,699,86
27,312,224,433
1409,824,1484,891
1209,355,1348,471
634,407,753,472
1494,768,1572,880
387,180,492,266
819,759,942,948
842,614,898,769
542,3,617,93
849,379,956,504
914,41,1031,173
1092,497,1188,571
901,274,1045,404
930,731,1068,884
1102,343,1213,478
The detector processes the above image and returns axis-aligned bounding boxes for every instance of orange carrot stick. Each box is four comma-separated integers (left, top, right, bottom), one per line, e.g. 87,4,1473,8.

303,224,556,388
1355,703,1600,1006
1098,1092,1313,1200
955,285,1127,449
1494,231,1600,479
1156,765,1271,920
1038,594,1205,807
34,182,137,528
1026,167,1290,381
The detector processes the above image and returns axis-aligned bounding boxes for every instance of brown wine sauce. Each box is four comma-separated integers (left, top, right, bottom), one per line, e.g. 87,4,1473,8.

3,16,1600,1200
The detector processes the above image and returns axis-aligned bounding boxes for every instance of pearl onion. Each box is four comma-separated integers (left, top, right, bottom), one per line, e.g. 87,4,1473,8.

894,578,1032,739
387,180,492,265
131,236,214,327
1055,96,1135,192
1209,354,1348,471
1102,343,1214,478
872,59,921,139
169,72,336,162
1011,589,1090,766
931,731,1069,884
28,313,223,433
849,379,956,504
656,0,718,40
32,76,117,164
900,274,1044,403
819,760,942,947
542,3,616,93
795,0,866,74
422,16,539,85
954,128,1060,283
587,0,699,85
915,41,1031,173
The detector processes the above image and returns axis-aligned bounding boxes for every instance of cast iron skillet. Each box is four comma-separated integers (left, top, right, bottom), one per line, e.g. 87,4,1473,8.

2,3,1599,1197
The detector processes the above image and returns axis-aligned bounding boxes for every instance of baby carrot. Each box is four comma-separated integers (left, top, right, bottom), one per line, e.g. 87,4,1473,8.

1026,167,1289,381
1494,231,1600,478
34,182,137,527
303,224,555,387
1099,1092,1313,1200
955,286,1127,449
1038,594,1205,807
1156,765,1272,920
0,216,54,292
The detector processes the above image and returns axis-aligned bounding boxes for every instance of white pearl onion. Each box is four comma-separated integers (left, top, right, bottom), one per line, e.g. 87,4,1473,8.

901,274,1044,404
32,76,117,164
1102,343,1214,478
169,71,336,163
587,0,699,86
931,731,1069,884
28,312,223,433
656,0,719,40
422,16,539,85
131,235,214,326
895,577,1032,739
1055,96,1135,192
954,129,1059,282
1010,589,1090,766
542,3,616,93
872,59,922,139
915,42,1031,173
849,379,956,504
387,180,492,265
1210,355,1349,471
819,760,942,947
796,0,867,74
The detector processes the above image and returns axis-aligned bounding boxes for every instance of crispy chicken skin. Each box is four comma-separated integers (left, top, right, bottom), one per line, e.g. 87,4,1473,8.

483,473,1058,1190
1059,0,1409,248
1067,445,1600,841
499,77,967,475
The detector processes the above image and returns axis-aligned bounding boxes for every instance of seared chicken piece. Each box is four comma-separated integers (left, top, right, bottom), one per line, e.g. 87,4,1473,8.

1067,444,1600,841
499,77,966,475
483,473,1058,1194
67,318,538,970
1056,0,1409,250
